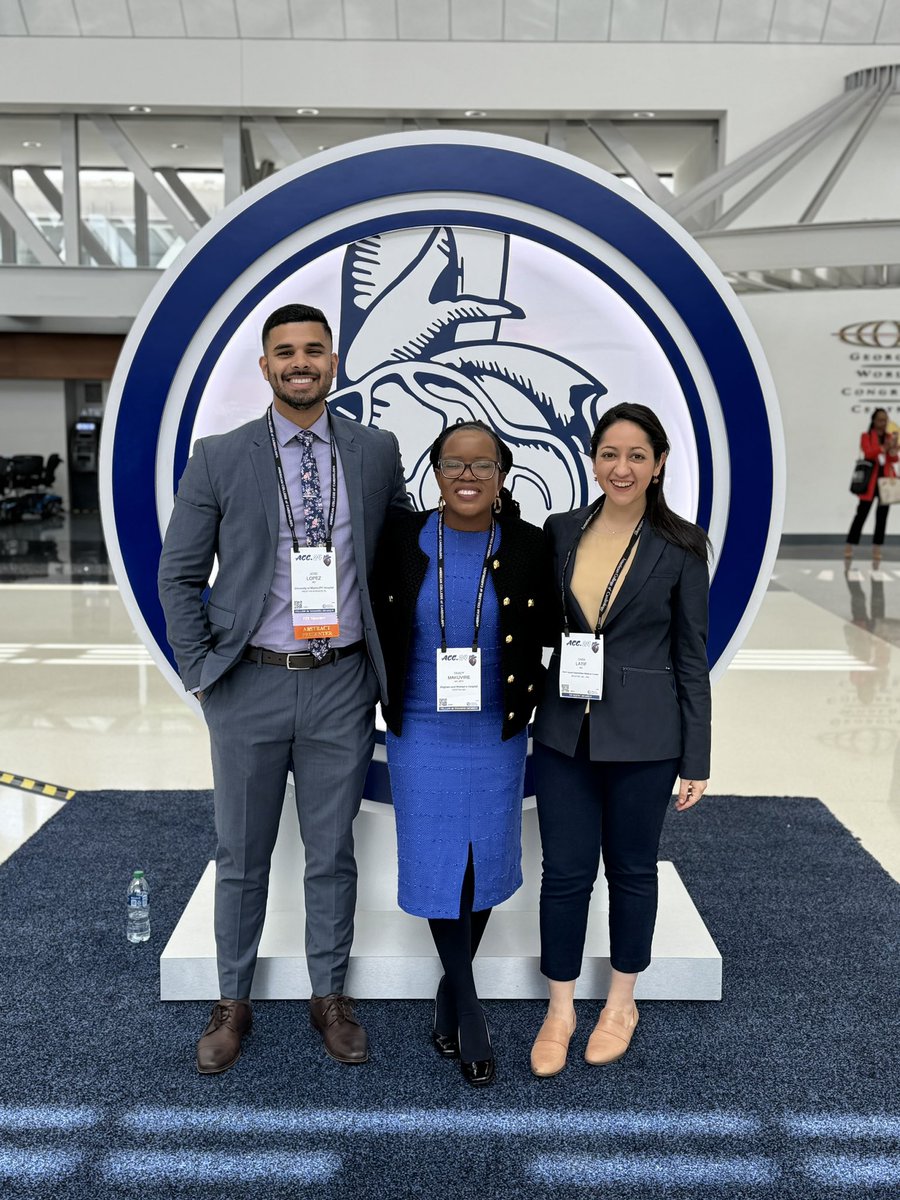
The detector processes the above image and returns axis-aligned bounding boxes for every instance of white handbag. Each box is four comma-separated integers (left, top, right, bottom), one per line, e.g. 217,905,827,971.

877,476,900,505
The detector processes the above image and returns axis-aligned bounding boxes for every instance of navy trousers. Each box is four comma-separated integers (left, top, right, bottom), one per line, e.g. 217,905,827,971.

534,721,679,979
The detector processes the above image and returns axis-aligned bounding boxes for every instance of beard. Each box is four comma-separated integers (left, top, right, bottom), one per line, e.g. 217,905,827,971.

270,372,332,411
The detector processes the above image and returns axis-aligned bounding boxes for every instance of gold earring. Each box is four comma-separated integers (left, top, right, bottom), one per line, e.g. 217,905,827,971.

493,494,502,514
438,496,445,512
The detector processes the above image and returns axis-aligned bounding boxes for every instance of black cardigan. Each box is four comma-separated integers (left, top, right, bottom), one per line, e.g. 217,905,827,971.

372,508,552,741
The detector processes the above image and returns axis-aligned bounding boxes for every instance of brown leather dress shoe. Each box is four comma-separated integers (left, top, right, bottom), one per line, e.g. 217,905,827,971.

309,993,369,1063
530,1014,577,1078
196,999,252,1075
584,1003,639,1065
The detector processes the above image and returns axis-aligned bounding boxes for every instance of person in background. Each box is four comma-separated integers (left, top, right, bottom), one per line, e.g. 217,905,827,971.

529,402,711,1077
373,420,550,1088
846,408,899,567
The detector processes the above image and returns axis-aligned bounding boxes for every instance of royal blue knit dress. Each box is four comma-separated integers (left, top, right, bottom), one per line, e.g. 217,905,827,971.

385,511,527,918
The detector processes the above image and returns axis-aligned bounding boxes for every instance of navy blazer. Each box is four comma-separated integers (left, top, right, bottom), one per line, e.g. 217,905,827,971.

532,500,711,779
158,408,408,697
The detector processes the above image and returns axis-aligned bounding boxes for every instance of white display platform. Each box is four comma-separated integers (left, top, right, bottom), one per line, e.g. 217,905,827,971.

161,768,721,1001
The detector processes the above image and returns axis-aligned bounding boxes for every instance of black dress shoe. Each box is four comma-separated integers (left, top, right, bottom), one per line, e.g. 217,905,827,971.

460,1054,496,1087
458,1008,495,1088
432,1028,460,1058
432,976,459,1058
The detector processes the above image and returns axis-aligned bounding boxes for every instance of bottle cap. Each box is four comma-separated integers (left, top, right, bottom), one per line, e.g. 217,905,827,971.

133,870,145,878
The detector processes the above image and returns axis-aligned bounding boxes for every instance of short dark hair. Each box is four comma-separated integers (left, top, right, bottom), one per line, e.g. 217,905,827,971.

428,419,521,519
428,419,513,474
261,304,332,350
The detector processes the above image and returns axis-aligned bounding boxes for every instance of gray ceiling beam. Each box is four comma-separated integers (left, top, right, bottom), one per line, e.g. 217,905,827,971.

0,167,15,263
157,168,211,227
222,116,242,206
740,271,791,292
133,181,149,268
584,120,672,209
547,120,567,152
799,82,894,224
668,87,871,223
252,117,305,166
60,115,82,266
91,114,198,244
757,272,795,292
698,220,900,273
839,265,867,288
241,127,271,187
0,265,159,324
788,267,826,288
710,86,877,231
0,176,61,266
23,167,116,267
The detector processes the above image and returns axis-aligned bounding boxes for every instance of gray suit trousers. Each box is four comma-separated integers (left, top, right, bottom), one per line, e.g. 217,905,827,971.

201,650,379,998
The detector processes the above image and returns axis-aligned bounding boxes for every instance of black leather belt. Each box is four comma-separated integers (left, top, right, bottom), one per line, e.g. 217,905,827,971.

242,641,365,670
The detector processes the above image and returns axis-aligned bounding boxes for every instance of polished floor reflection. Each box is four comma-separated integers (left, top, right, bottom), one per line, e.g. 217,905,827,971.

1,523,899,884
0,511,110,585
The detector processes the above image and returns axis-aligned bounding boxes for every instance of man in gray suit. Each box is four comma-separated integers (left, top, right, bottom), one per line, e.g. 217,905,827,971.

158,303,409,1073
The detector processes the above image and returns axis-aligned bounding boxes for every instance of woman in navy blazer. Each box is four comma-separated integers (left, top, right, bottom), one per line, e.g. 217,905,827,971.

529,402,711,1077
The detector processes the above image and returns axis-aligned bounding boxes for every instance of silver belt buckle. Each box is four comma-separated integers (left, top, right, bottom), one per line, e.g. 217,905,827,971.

285,652,315,670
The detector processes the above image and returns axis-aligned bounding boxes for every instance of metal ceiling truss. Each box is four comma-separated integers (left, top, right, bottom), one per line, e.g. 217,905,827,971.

1,67,899,292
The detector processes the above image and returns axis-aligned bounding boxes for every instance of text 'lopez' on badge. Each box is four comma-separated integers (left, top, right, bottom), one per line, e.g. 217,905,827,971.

291,547,339,639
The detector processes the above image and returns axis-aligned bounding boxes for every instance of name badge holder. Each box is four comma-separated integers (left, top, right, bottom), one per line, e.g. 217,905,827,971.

267,405,340,641
435,510,496,713
290,547,339,640
558,508,644,701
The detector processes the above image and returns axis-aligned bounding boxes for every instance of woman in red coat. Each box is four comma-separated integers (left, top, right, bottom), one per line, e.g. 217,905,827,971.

849,410,897,564
846,408,899,566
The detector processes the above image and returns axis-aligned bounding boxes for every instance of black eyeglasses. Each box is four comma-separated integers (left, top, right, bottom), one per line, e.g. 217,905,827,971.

437,458,500,480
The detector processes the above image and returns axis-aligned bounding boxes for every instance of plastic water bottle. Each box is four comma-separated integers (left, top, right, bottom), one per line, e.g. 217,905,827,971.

126,870,150,943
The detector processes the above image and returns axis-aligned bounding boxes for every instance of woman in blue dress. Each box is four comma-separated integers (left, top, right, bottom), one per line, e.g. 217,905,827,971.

373,421,550,1086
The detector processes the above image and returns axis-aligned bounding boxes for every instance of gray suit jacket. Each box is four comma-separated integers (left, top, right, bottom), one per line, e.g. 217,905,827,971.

533,503,712,779
157,408,408,698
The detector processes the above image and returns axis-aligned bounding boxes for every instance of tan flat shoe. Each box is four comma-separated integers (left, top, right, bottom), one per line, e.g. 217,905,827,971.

530,1014,577,1078
584,1004,639,1065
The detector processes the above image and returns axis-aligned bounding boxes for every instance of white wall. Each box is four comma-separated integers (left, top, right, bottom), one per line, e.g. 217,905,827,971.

0,379,69,500
741,288,900,537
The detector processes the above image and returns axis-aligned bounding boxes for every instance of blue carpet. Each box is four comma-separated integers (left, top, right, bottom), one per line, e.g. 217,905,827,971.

0,790,898,1199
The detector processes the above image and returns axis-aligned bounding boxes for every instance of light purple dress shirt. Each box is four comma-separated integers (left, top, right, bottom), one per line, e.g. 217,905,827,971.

251,405,362,652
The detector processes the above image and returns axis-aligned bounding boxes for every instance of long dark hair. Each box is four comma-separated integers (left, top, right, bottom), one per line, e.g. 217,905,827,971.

869,407,889,442
429,420,521,518
590,403,709,561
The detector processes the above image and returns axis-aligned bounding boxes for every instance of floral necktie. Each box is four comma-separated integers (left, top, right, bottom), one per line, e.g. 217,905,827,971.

297,429,330,660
